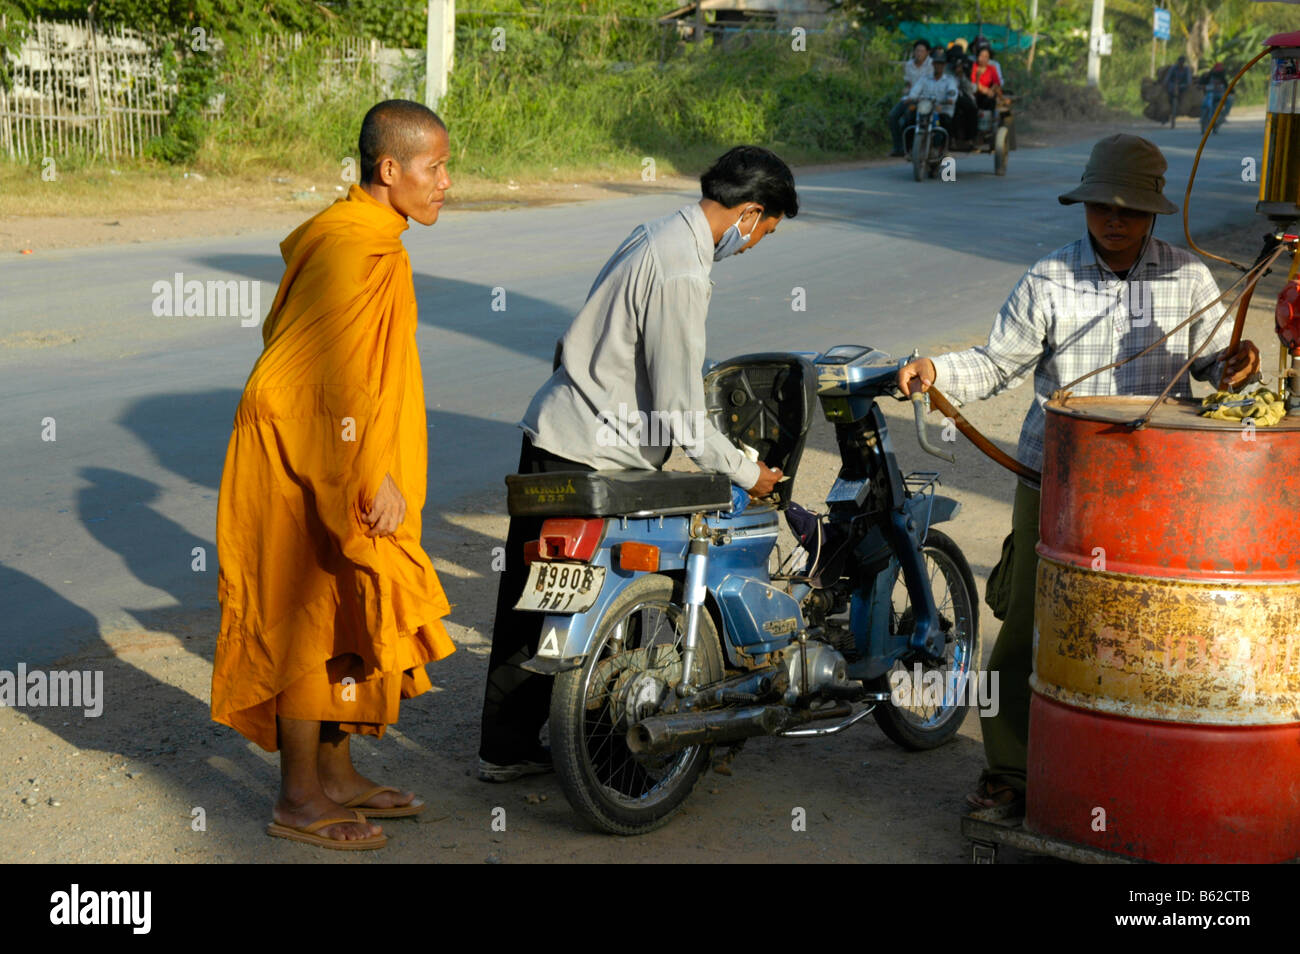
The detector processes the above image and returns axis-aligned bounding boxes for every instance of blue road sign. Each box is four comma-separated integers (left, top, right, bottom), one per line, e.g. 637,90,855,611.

1153,8,1171,41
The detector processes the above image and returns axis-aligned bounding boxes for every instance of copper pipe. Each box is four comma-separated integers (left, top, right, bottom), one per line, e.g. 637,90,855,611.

1184,46,1272,270
926,386,1042,483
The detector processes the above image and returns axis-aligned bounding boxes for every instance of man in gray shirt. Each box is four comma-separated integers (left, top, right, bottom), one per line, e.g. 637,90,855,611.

478,146,798,780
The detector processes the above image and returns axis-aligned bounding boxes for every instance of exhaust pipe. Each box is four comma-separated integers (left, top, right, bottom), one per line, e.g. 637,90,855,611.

627,703,851,756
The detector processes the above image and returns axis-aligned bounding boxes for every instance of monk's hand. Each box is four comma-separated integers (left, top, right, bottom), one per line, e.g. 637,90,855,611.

363,472,406,538
1222,339,1261,390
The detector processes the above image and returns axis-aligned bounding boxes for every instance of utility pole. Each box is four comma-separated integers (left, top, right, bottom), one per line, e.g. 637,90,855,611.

1027,0,1038,71
1150,5,1156,79
425,0,455,109
1087,0,1105,87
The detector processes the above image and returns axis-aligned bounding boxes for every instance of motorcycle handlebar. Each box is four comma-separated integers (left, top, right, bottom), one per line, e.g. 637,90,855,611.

910,391,956,463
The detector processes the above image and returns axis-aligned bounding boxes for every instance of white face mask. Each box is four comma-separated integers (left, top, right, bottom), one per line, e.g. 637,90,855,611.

713,208,759,261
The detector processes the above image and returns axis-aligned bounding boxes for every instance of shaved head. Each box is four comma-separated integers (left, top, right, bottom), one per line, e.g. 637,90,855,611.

359,99,447,185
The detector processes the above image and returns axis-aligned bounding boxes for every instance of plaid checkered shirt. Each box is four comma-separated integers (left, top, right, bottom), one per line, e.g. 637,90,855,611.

930,226,1233,488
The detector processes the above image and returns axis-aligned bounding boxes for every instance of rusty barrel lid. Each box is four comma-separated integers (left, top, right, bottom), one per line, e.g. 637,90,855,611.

1045,394,1300,431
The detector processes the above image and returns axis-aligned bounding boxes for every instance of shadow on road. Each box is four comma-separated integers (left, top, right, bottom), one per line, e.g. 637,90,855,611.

187,254,576,367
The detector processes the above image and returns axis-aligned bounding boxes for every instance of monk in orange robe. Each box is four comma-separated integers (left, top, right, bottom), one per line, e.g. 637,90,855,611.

212,100,455,850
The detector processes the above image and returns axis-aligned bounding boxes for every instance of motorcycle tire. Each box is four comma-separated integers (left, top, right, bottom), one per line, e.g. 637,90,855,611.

912,131,926,182
993,126,1009,176
550,572,725,835
866,529,981,752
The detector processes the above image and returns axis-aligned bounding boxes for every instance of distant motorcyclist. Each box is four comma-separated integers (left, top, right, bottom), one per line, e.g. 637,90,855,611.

889,39,933,158
1199,62,1233,133
905,48,959,141
1165,55,1193,120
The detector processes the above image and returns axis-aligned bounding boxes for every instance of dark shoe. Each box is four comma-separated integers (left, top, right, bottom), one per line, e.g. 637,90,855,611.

477,745,553,783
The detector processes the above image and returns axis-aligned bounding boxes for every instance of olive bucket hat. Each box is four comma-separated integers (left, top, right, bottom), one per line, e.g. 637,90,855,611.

1058,134,1178,215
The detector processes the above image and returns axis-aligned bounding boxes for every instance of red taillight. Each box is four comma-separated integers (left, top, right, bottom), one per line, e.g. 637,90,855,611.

522,540,540,566
536,518,605,562
614,542,660,572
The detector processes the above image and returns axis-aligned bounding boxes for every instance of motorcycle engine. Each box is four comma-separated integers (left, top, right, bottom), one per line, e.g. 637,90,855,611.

781,639,853,701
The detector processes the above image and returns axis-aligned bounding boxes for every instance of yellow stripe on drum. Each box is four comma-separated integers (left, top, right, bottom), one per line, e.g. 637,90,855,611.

1033,556,1300,725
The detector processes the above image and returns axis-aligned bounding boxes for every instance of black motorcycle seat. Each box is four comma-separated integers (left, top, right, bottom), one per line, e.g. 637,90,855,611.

506,470,733,518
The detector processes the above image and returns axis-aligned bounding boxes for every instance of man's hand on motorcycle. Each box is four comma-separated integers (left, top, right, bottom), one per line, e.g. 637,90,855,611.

897,357,938,396
749,463,783,499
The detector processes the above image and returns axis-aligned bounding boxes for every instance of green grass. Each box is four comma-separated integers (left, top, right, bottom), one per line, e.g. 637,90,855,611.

173,25,904,183
12,13,1241,192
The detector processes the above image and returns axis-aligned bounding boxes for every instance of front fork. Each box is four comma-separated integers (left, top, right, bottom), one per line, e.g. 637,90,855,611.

839,405,946,662
887,508,945,661
677,521,713,695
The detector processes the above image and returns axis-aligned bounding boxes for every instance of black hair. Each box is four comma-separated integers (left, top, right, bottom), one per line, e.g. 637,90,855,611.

913,39,931,51
359,99,447,184
700,146,799,219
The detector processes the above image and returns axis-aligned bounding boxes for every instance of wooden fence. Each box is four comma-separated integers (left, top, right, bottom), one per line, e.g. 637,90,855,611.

0,17,175,160
1,19,389,162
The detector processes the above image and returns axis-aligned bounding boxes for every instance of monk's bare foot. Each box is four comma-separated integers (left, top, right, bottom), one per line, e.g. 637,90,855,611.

321,767,418,811
273,793,383,841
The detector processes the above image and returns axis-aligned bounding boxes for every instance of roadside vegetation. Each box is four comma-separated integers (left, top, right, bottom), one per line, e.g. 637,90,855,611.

0,0,1293,217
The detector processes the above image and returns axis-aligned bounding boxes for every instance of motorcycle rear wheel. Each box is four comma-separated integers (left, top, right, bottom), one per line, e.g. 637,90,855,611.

551,573,725,835
867,529,981,751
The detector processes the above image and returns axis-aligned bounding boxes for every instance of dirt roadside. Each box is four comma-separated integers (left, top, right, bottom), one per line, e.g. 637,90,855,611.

0,125,1283,864
0,114,1168,255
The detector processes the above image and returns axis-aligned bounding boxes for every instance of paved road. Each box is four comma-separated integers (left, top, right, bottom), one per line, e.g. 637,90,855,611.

0,118,1267,665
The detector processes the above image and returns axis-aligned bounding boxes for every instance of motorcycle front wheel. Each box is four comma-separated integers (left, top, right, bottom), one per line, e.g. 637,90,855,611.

551,572,725,835
993,126,1009,176
912,130,927,182
867,528,981,751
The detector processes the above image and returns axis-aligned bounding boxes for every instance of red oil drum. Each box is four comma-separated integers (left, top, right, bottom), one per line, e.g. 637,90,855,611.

1027,395,1300,863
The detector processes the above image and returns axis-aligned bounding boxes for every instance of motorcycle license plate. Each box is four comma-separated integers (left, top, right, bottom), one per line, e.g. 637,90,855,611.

515,562,605,614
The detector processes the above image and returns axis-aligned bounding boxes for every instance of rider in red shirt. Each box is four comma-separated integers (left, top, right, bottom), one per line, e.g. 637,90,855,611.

970,44,1002,110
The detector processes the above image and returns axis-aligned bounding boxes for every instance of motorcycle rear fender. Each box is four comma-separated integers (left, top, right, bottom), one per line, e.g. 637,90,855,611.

519,515,692,674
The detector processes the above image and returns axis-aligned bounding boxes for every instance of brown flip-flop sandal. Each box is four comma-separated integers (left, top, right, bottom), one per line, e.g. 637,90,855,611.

343,785,426,818
965,772,1025,815
266,809,387,850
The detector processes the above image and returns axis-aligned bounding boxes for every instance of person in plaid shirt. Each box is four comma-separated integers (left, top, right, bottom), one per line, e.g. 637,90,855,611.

897,134,1260,813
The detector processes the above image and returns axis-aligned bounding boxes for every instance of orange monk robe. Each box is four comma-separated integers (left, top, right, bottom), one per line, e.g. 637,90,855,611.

212,183,455,752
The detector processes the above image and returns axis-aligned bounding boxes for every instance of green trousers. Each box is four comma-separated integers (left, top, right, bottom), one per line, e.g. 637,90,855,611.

982,481,1041,794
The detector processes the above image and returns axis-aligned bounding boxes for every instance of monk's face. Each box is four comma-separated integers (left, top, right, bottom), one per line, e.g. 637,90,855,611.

389,125,452,226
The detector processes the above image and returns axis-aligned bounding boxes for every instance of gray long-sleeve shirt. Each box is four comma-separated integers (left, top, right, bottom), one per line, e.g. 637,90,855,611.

520,202,761,490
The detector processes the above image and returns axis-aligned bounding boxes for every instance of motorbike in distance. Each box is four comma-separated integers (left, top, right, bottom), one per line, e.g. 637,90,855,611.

904,96,949,182
505,346,982,835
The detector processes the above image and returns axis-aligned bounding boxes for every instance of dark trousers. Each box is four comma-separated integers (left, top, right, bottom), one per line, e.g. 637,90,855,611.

981,482,1040,793
888,98,910,153
477,434,593,763
953,94,977,140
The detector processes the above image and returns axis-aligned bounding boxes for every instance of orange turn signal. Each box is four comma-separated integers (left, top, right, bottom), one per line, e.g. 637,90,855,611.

522,540,540,566
616,542,660,572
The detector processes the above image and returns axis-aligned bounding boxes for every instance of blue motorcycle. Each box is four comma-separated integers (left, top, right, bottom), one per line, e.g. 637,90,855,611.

1200,84,1233,135
505,346,980,834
